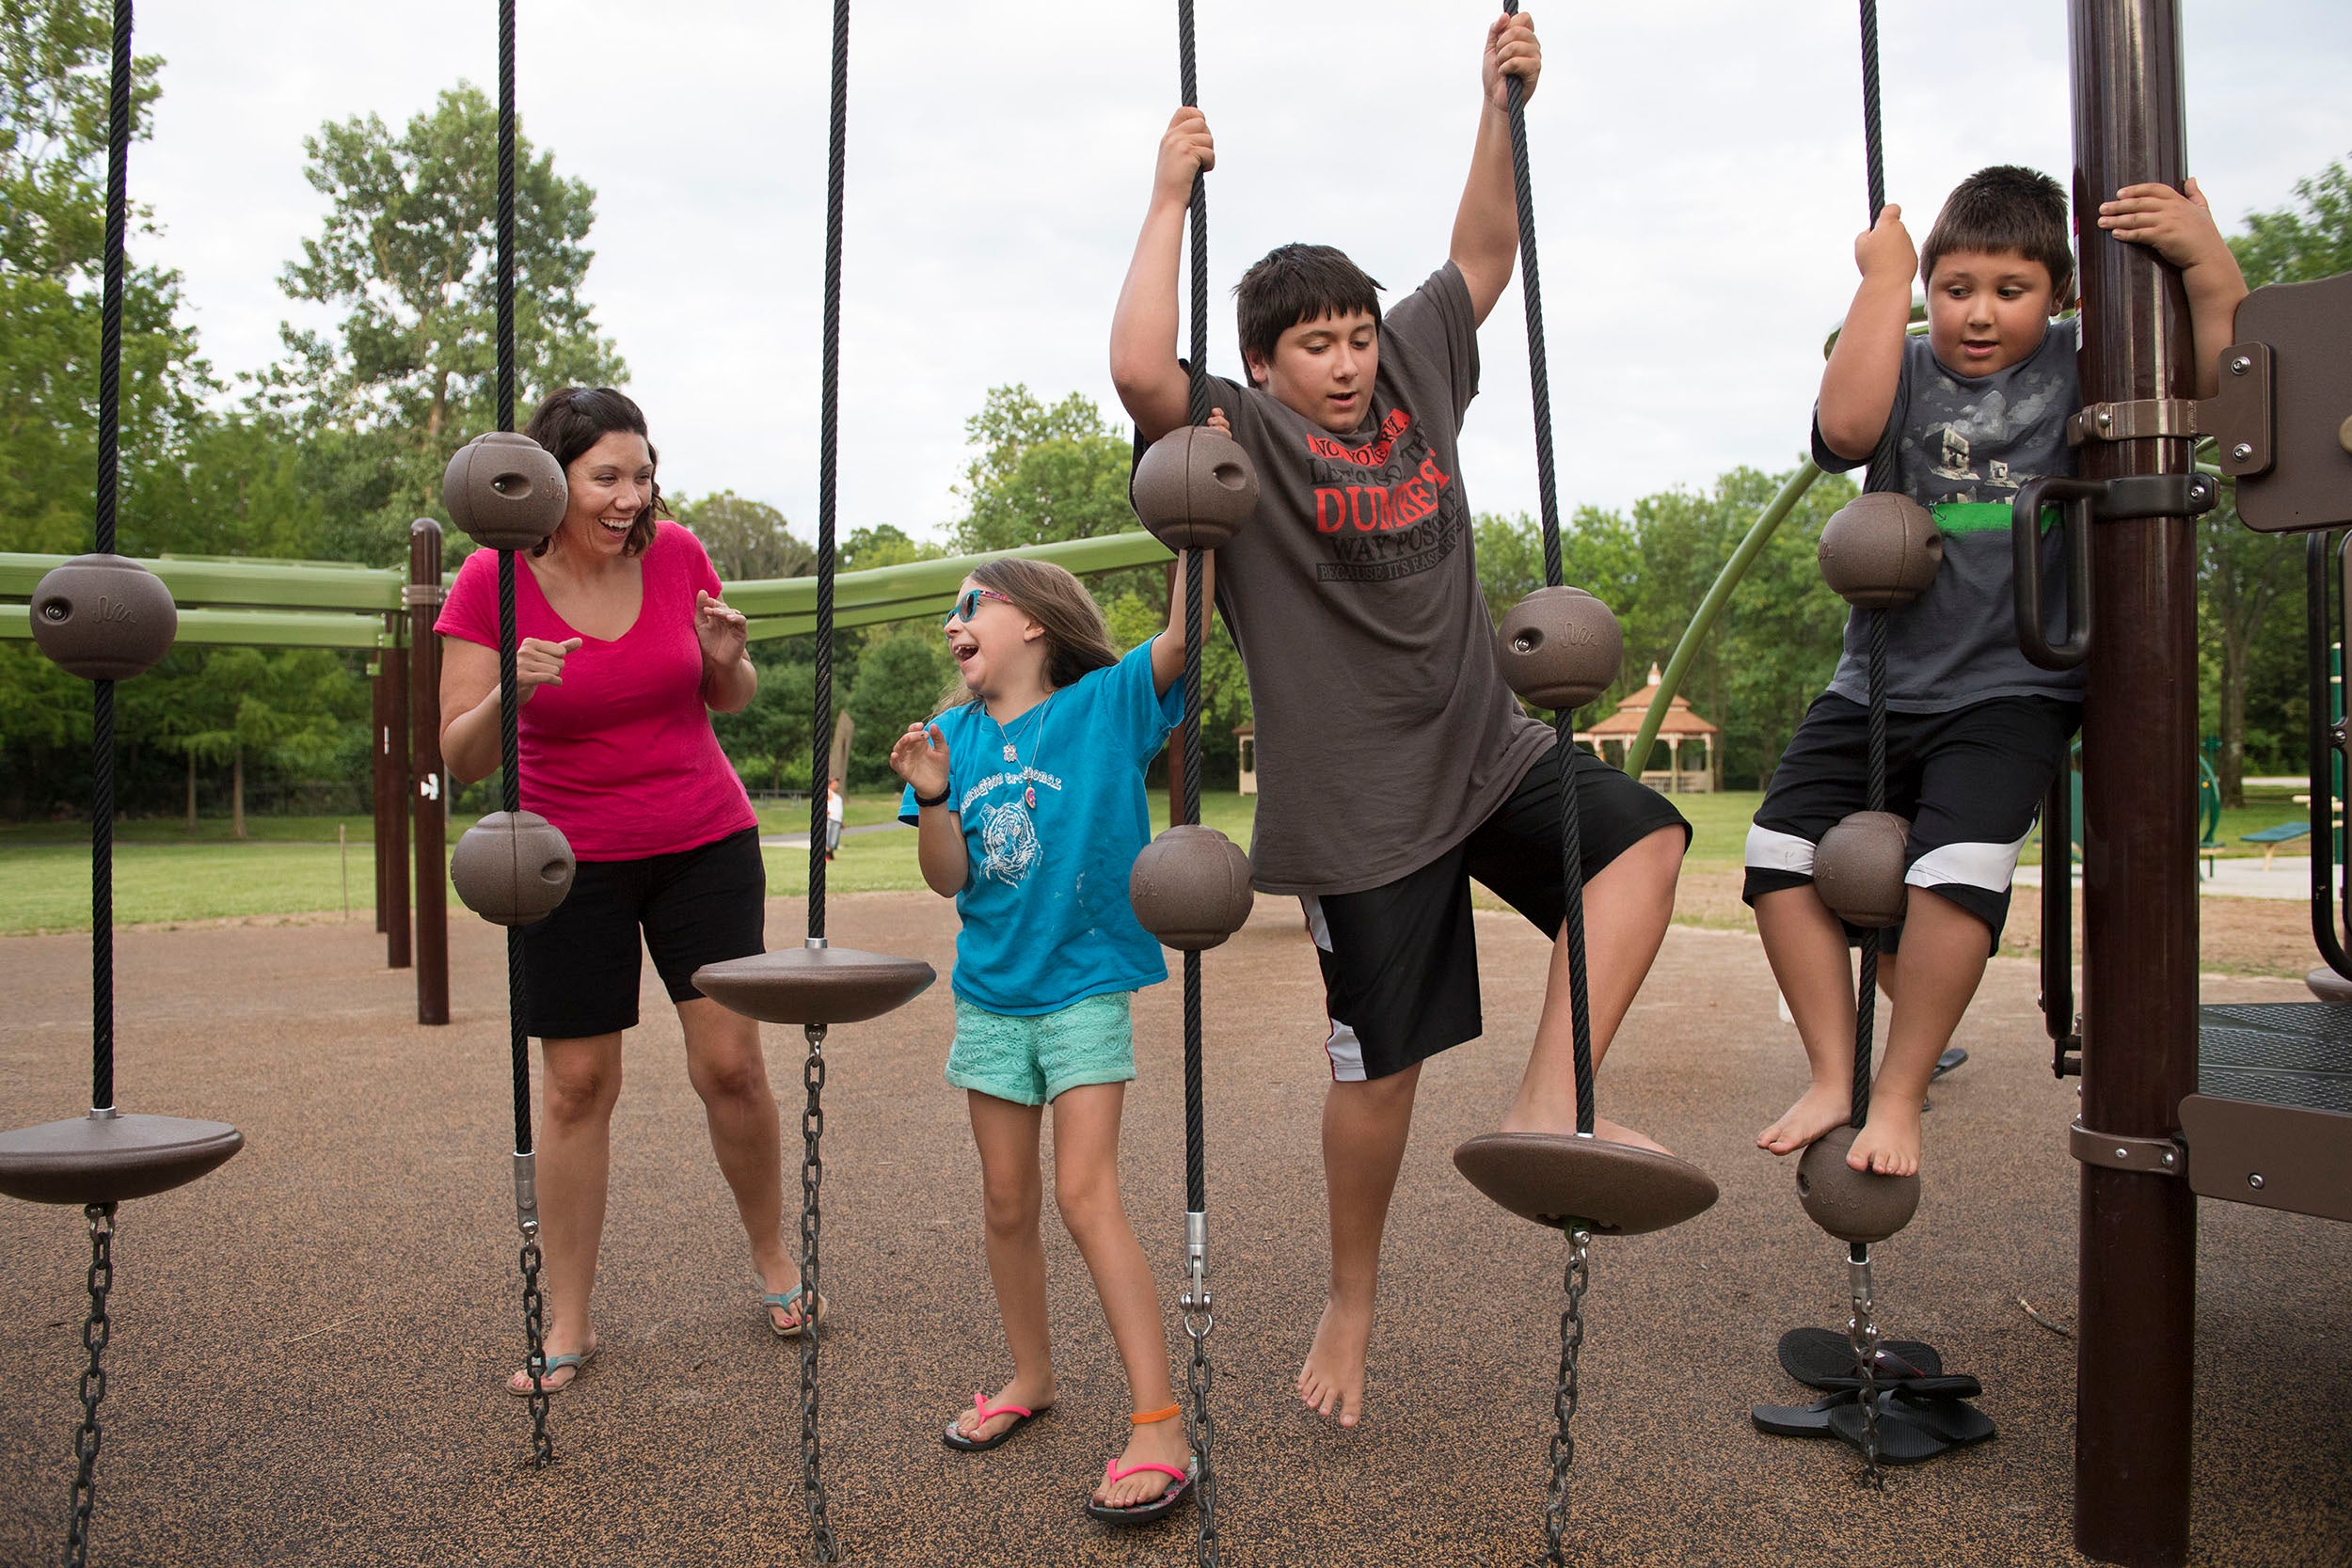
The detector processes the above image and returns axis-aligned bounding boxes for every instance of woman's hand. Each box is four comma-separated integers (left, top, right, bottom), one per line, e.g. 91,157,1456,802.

516,636,583,705
695,591,749,669
890,722,951,800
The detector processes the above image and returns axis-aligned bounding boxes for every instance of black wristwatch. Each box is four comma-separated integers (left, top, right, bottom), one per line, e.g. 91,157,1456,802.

914,784,950,808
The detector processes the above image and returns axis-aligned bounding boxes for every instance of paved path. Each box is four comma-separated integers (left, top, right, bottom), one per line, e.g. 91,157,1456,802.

1,895,2344,1566
2017,855,2315,901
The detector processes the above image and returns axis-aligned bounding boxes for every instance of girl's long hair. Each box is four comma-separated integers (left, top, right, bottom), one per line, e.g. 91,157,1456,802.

933,557,1119,715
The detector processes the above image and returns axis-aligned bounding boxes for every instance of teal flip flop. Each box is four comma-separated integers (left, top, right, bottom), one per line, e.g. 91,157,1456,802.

764,1285,826,1338
507,1340,596,1396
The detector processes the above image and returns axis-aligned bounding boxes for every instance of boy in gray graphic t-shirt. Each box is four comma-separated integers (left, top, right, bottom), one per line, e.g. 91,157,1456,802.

1111,11,1689,1433
1745,166,2246,1180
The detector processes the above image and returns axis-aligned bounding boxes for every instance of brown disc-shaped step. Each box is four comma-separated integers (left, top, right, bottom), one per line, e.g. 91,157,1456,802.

1131,425,1260,549
1495,586,1624,712
1130,824,1255,951
442,432,569,551
1818,493,1944,609
1796,1125,1920,1244
449,811,576,927
29,555,179,681
1453,1132,1719,1237
1813,810,1912,929
2306,966,2352,1004
693,943,936,1026
0,1114,243,1207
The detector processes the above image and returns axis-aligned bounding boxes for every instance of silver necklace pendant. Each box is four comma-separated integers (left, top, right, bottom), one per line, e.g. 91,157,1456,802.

1002,741,1018,763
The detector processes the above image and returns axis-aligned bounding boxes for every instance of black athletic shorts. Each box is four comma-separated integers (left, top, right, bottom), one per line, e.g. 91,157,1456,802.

1741,692,2079,952
520,826,767,1039
1299,740,1690,1083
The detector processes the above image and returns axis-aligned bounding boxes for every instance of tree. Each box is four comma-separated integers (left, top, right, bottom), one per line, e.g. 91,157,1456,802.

952,386,1140,554
2204,155,2351,804
844,627,956,789
143,648,361,836
674,491,813,582
262,84,625,563
1,0,209,558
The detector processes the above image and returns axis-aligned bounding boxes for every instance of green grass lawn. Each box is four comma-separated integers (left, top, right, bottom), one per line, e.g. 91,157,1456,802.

0,782,2317,936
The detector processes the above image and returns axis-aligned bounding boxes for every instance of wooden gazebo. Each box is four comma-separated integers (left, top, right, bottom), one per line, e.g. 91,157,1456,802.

1577,664,1720,793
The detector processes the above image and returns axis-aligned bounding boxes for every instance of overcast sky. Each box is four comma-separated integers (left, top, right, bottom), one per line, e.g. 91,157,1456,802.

131,2,2351,546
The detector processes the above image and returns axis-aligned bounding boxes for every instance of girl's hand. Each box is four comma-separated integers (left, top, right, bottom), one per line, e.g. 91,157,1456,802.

514,636,583,706
695,591,749,669
889,722,951,799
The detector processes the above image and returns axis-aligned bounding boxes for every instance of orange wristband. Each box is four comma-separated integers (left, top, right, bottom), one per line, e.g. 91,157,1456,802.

1130,1402,1183,1426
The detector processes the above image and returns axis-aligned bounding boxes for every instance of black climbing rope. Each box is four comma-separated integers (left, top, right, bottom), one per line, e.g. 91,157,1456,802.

1172,6,1220,1561
489,0,554,1468
1843,0,1890,1486
1496,7,1604,1559
787,3,855,1559
63,9,135,1558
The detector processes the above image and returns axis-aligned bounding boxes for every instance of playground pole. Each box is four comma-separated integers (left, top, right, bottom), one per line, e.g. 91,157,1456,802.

383,612,411,970
372,635,392,938
2070,3,2201,1562
408,520,450,1025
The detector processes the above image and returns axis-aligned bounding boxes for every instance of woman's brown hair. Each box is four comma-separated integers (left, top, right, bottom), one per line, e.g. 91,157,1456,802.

520,387,668,558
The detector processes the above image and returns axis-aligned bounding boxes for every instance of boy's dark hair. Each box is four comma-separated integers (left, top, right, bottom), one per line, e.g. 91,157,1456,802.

1233,244,1384,373
1919,166,2074,304
520,386,670,558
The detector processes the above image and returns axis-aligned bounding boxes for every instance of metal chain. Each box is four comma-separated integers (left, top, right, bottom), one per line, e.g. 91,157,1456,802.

798,1026,838,1562
1184,1302,1220,1567
1535,1227,1592,1568
1846,1249,1884,1487
516,1228,553,1467
65,1203,117,1568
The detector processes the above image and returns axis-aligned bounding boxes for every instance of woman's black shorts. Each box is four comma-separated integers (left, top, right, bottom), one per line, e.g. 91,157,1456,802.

519,826,767,1040
1298,741,1690,1083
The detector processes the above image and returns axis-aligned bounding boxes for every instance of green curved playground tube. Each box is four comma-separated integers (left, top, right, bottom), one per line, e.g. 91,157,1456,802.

1620,459,1824,777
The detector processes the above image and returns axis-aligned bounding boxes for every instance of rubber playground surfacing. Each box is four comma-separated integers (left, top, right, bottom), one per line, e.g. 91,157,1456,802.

1,894,2345,1567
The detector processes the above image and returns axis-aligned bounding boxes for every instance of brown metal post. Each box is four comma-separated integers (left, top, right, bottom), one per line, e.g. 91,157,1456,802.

2069,3,2200,1563
408,520,450,1025
372,641,392,935
384,611,411,969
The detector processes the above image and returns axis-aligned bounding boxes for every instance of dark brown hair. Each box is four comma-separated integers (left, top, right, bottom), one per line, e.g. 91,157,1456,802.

934,557,1119,714
520,386,669,558
1920,166,2075,306
1234,244,1383,378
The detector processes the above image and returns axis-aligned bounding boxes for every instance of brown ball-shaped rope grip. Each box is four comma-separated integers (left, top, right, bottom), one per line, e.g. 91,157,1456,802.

1131,425,1260,549
28,554,178,680
1818,493,1944,609
1496,586,1624,711
1796,1125,1921,1244
1812,810,1912,929
442,432,569,551
449,810,577,927
1129,824,1255,951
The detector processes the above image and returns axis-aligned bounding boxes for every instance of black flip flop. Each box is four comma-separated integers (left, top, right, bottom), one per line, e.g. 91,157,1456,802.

1086,1458,1196,1527
1753,1389,1859,1436
1932,1046,1969,1079
942,1393,1052,1453
1826,1392,1995,1463
1778,1326,1983,1398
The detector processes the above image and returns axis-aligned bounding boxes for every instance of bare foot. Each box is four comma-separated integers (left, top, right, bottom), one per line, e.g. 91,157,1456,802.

1495,1110,1674,1155
1757,1082,1851,1156
1847,1107,1921,1177
946,1374,1056,1445
1296,1296,1371,1428
1090,1413,1192,1509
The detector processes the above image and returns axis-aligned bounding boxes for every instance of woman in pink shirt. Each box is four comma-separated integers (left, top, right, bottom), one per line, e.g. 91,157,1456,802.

438,388,809,1395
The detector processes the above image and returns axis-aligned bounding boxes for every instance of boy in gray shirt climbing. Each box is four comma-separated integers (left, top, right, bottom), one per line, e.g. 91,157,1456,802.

1747,166,2246,1179
1110,10,1691,1431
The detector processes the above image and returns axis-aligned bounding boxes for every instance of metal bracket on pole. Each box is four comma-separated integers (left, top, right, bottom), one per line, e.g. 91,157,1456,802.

402,583,447,610
2068,1120,2186,1178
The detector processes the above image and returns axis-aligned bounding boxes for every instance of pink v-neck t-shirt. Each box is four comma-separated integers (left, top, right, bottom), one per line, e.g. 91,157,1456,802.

437,519,757,862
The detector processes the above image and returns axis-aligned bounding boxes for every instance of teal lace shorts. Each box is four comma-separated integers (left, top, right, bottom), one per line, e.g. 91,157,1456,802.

947,992,1136,1106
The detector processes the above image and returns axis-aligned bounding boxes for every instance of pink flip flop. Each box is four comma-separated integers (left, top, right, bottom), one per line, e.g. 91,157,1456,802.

941,1389,1051,1452
1086,1456,1198,1525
